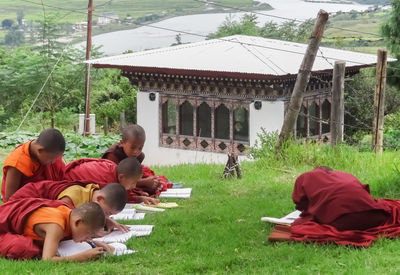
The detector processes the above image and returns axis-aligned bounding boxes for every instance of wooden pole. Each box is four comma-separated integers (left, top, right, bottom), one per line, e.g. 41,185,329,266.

372,49,387,154
120,109,127,131
84,0,93,136
275,10,329,151
330,61,346,146
104,116,109,135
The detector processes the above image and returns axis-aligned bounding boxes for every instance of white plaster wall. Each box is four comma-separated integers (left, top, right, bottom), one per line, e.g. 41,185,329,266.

249,100,285,147
137,91,247,166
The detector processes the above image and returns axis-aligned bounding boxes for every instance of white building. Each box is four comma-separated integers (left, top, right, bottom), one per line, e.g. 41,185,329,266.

97,12,119,25
89,35,380,166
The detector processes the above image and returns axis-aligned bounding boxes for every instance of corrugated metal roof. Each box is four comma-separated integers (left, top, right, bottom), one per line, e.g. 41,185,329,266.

88,35,392,77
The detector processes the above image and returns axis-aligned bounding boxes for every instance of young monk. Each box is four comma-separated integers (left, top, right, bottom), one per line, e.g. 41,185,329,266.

0,198,109,260
65,157,159,205
292,166,390,231
2,128,65,201
10,180,129,234
102,124,170,195
24,201,111,261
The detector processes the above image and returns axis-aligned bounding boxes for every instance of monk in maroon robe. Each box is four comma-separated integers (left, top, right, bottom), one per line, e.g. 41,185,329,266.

0,198,69,259
290,167,400,246
64,158,159,204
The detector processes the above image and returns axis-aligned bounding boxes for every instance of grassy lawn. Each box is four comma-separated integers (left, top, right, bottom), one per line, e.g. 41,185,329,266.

1,145,400,274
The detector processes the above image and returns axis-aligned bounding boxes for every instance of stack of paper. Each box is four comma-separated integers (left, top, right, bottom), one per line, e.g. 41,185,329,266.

93,225,154,243
145,202,179,209
159,188,192,199
125,203,165,213
58,240,136,257
110,208,146,220
261,210,301,225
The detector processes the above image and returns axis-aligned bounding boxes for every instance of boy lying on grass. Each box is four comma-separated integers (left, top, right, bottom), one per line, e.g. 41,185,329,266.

10,180,129,235
0,198,112,261
65,157,160,205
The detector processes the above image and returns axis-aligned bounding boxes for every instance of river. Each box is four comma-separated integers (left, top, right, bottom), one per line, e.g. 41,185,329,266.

78,0,372,55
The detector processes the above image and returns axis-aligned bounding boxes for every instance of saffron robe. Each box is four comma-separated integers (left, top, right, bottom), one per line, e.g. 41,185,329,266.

1,141,65,201
289,168,400,247
0,198,70,259
64,158,144,202
101,145,171,193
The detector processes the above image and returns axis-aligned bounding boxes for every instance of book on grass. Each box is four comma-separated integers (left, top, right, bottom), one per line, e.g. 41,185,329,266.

125,203,166,213
110,208,146,220
93,225,154,243
58,240,136,257
159,188,192,199
144,202,179,208
261,210,301,225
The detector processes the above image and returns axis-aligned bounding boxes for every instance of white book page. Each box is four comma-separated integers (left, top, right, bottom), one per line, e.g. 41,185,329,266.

93,225,154,243
261,210,301,225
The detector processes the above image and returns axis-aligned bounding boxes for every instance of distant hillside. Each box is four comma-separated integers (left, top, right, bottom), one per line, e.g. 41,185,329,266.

353,0,390,5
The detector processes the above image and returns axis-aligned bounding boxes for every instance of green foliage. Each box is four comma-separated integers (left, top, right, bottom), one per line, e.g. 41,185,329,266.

208,14,314,43
0,131,120,162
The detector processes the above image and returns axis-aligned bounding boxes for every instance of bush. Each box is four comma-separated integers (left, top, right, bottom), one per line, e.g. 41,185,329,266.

0,131,120,162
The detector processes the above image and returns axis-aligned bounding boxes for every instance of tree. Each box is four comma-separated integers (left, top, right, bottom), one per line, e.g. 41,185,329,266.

2,19,14,29
4,26,24,46
381,0,400,87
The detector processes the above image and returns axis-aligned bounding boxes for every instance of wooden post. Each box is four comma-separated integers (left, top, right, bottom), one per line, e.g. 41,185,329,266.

84,0,93,136
372,49,387,154
330,61,346,146
120,110,126,131
275,10,329,151
104,116,109,135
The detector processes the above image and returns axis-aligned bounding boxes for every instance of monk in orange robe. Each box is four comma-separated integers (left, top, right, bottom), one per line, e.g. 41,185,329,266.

1,128,66,201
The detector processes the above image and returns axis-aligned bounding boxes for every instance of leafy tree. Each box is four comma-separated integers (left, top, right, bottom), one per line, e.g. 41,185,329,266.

2,19,13,29
4,26,24,46
381,0,400,87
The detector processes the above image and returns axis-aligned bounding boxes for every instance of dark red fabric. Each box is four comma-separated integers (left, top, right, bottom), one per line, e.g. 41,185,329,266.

291,199,400,247
65,158,143,203
141,165,171,193
102,143,145,164
292,167,390,225
1,155,65,202
9,180,94,202
0,198,70,259
289,168,400,247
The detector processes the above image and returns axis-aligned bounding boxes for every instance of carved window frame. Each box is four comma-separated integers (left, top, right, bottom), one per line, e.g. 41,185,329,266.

159,95,250,155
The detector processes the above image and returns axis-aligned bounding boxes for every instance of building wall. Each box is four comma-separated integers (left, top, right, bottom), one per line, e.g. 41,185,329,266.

137,91,284,166
249,100,285,147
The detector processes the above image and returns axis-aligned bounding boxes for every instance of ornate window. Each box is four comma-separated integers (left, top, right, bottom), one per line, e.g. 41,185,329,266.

309,101,320,136
160,95,250,154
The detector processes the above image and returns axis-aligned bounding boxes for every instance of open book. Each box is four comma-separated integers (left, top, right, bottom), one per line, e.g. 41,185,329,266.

145,202,179,209
159,188,192,199
125,203,165,213
261,210,301,225
110,208,146,220
93,225,154,243
58,240,136,257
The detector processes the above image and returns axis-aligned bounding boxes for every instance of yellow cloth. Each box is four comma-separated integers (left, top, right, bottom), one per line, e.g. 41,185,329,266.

57,184,99,207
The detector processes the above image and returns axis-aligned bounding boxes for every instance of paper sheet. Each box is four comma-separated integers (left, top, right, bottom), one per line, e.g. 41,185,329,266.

93,225,154,243
58,240,136,257
261,210,301,225
159,188,192,199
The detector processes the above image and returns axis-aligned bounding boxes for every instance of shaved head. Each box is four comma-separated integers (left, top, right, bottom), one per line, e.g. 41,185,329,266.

122,124,146,143
36,128,65,153
71,202,105,229
116,157,143,179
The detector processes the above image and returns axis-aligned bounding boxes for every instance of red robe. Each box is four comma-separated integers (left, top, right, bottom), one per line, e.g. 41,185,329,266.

290,168,400,246
1,141,65,201
101,144,171,193
9,180,93,202
64,158,144,202
0,198,70,259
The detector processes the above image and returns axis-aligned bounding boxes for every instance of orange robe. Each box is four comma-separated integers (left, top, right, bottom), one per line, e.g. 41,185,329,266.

1,141,65,201
24,205,72,241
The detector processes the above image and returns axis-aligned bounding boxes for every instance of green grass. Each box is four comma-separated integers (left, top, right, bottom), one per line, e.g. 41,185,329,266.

1,144,400,273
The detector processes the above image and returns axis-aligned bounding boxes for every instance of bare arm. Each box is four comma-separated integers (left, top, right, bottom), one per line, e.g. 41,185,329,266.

37,223,104,262
4,167,23,201
103,152,120,164
59,196,74,206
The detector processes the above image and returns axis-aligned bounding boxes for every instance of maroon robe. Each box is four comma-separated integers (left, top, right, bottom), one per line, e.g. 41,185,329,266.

290,168,400,246
64,158,143,202
102,143,145,164
9,180,94,202
0,198,70,259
